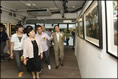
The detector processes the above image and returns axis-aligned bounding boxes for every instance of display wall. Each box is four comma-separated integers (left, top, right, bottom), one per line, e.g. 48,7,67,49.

75,1,117,78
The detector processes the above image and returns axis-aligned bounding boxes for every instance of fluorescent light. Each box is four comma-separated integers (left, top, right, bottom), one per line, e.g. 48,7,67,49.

25,3,31,6
63,20,72,23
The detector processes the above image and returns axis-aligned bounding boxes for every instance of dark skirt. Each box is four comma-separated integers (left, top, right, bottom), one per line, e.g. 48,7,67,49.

26,56,41,72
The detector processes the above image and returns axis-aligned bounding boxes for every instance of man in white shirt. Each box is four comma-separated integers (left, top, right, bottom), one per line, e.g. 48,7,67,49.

10,24,27,77
36,25,53,70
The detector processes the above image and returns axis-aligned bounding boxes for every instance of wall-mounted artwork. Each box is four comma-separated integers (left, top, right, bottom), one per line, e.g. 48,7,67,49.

105,1,118,58
3,23,10,37
84,1,102,48
9,23,16,36
78,16,84,39
75,21,79,37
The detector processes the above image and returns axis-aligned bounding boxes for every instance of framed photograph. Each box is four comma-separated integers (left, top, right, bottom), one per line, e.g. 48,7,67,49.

105,1,118,58
78,16,84,39
9,23,16,36
84,1,103,49
3,23,10,36
75,21,79,37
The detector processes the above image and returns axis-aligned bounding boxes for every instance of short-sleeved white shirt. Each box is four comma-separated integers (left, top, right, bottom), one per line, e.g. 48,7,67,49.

11,34,27,50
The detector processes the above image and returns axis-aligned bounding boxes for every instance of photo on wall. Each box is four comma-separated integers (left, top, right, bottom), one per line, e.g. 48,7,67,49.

113,1,118,46
105,1,118,58
78,16,84,39
3,23,9,36
84,1,102,48
9,23,16,36
75,21,79,37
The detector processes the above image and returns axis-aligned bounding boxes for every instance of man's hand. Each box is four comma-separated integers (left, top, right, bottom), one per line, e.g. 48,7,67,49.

41,53,43,59
51,33,55,37
10,53,14,59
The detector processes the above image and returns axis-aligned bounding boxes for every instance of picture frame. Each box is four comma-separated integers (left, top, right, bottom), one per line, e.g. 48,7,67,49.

78,16,84,39
84,1,103,49
3,23,9,37
75,21,79,37
105,1,118,58
9,23,16,36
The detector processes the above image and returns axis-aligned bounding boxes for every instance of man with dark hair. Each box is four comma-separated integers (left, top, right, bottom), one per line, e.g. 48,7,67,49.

15,24,23,31
36,25,53,70
53,25,65,69
10,24,27,77
0,23,9,61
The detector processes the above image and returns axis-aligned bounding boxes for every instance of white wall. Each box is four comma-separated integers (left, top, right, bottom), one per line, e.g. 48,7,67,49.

75,1,117,78
1,11,23,36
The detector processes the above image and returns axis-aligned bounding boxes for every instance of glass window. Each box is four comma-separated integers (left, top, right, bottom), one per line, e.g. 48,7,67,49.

59,24,67,29
53,24,58,27
45,24,53,28
69,24,76,29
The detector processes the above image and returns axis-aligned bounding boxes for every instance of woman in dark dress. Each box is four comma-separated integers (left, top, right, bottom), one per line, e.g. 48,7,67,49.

23,26,43,79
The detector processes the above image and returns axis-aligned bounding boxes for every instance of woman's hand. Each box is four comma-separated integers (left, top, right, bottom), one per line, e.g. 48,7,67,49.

24,59,28,65
41,53,43,59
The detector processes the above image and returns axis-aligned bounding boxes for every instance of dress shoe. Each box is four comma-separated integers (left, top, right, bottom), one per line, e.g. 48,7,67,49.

60,63,64,66
55,65,59,69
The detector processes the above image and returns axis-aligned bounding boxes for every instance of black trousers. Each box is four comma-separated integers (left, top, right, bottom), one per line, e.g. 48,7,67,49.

66,39,69,46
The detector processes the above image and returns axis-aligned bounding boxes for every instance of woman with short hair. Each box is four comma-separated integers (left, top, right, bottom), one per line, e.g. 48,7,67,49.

23,26,43,79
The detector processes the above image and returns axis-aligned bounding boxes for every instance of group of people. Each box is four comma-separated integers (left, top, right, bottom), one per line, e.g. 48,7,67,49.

0,23,65,79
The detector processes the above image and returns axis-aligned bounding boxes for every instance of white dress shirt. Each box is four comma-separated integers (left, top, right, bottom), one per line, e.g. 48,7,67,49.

36,32,52,52
56,32,60,42
56,32,63,42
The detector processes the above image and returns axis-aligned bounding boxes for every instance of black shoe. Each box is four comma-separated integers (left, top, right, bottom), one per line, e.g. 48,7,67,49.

60,63,64,66
55,65,59,69
45,60,47,64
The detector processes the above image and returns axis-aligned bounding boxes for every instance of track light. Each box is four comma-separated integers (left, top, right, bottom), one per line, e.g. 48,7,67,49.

9,12,12,16
13,13,16,17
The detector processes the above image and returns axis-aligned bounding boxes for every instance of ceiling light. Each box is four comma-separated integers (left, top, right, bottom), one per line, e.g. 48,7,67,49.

63,20,72,23
32,4,36,6
25,3,31,6
72,6,75,8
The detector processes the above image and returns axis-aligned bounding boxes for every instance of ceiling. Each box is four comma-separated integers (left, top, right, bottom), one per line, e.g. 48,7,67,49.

1,0,86,21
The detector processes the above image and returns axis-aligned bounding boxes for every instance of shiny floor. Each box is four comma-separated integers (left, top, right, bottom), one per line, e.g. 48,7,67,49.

1,46,81,78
